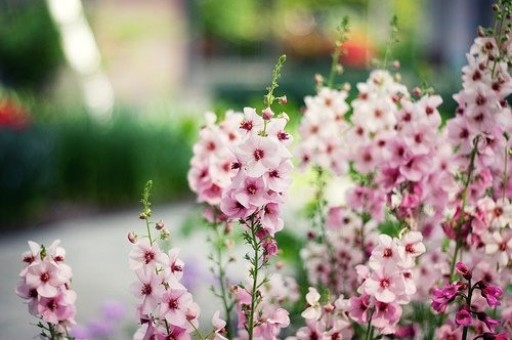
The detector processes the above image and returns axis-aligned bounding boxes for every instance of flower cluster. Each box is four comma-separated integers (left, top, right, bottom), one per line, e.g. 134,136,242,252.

16,240,77,338
296,87,351,175
220,107,293,237
291,287,352,339
233,273,298,339
188,111,243,207
432,262,506,338
447,34,512,200
348,231,425,334
128,184,202,340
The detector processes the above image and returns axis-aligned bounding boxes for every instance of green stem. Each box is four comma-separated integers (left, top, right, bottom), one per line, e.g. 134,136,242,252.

213,219,233,338
247,218,262,340
264,54,286,109
313,167,337,292
364,309,375,340
48,323,57,340
461,278,473,340
448,136,480,282
327,17,349,88
439,137,480,327
188,319,206,340
145,218,153,246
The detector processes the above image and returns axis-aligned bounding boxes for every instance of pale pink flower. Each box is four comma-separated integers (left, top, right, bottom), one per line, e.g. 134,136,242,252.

482,230,512,267
129,239,168,272
25,261,67,298
212,310,228,340
232,175,269,209
371,301,402,334
38,290,77,325
160,288,194,328
130,269,165,315
361,264,405,303
368,234,403,270
301,287,322,320
237,135,288,177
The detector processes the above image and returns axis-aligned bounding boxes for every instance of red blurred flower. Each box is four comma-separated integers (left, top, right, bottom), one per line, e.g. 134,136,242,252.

0,97,30,131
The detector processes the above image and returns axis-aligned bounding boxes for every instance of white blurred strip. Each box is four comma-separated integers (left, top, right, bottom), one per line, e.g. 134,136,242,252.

46,0,114,121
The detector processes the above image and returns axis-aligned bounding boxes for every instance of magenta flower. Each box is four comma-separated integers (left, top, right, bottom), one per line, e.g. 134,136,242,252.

348,295,371,324
455,307,472,327
431,283,459,313
455,262,472,280
480,284,503,307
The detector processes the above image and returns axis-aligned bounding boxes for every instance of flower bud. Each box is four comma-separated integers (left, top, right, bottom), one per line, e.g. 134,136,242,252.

160,229,170,240
314,74,324,85
155,220,165,230
139,212,147,220
323,303,335,313
392,60,400,70
455,262,472,280
262,107,274,120
412,87,422,97
128,232,137,244
278,95,288,105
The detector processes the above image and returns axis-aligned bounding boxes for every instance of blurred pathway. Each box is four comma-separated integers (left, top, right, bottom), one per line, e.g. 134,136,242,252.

0,202,197,339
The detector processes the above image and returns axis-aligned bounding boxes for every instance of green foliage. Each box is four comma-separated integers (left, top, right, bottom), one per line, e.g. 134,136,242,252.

0,2,63,91
0,106,196,228
52,109,194,205
0,124,55,227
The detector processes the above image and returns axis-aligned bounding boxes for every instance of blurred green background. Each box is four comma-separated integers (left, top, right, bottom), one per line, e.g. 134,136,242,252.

0,0,492,228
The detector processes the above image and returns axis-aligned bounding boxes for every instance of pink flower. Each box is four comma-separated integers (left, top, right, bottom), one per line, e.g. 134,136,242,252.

371,301,402,335
237,135,288,177
38,290,77,324
348,295,371,323
480,284,503,307
160,288,194,328
301,287,322,320
368,234,402,270
431,283,459,313
232,176,269,209
455,262,472,280
455,307,472,326
361,264,405,303
129,239,168,272
212,310,228,339
130,269,165,315
25,261,67,298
